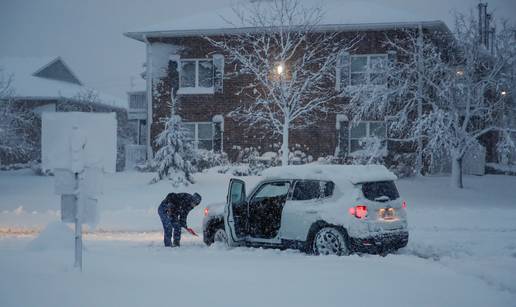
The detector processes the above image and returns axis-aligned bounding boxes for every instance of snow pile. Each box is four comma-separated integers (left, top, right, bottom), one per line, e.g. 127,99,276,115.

262,164,397,184
27,221,74,251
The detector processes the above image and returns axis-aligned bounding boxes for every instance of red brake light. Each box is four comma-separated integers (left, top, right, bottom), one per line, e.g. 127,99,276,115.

349,205,368,219
402,201,407,209
204,208,209,217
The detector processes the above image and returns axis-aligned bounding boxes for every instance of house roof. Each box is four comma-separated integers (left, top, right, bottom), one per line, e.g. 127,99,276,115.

0,56,126,108
124,0,451,41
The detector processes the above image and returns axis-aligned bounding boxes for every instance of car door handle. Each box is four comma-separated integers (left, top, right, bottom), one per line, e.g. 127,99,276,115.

305,210,318,214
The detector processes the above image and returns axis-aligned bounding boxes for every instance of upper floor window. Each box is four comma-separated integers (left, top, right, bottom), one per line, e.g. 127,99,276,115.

129,92,146,110
180,59,214,89
349,54,388,86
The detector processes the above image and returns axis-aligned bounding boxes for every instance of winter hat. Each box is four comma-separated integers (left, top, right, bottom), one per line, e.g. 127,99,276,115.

192,193,202,206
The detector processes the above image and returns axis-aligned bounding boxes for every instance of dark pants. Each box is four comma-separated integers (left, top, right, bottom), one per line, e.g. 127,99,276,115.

158,205,182,247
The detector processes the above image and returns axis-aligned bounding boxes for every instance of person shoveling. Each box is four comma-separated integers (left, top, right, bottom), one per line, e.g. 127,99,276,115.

158,192,201,247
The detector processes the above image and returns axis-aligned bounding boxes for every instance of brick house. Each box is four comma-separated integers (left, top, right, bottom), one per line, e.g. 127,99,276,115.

0,56,130,170
124,5,452,164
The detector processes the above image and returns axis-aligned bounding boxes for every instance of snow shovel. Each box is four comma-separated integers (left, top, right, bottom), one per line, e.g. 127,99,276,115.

184,227,199,237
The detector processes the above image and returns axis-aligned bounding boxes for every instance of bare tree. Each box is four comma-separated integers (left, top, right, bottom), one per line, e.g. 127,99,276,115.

206,0,359,165
0,70,36,164
419,13,516,188
345,28,448,174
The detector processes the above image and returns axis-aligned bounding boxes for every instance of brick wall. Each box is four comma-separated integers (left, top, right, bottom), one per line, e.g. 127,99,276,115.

148,29,429,161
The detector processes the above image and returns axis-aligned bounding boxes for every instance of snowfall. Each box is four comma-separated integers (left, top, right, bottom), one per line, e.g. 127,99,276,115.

1,168,516,307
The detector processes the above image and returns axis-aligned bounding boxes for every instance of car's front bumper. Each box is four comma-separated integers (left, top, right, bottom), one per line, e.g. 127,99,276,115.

349,230,409,254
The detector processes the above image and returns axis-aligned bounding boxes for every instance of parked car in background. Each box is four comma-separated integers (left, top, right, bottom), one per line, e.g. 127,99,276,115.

203,165,408,256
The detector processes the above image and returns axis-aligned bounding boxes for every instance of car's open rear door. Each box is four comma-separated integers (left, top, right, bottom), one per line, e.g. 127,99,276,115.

225,178,248,243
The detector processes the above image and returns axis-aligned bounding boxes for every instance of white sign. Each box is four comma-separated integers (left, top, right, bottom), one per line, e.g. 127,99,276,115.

42,112,117,173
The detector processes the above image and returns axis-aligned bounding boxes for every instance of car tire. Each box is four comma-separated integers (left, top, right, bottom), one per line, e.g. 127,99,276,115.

311,227,350,256
213,228,228,246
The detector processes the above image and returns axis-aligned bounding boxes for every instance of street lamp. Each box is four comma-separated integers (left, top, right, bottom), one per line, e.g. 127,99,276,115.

501,90,507,96
276,63,285,75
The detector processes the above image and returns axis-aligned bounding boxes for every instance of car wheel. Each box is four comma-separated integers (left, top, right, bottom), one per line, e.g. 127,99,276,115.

213,228,228,245
312,227,349,256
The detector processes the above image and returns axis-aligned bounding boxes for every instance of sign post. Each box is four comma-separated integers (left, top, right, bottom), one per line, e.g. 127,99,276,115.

54,125,103,272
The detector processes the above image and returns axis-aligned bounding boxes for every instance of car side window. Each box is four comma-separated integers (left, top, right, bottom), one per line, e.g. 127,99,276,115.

292,180,335,201
253,182,290,199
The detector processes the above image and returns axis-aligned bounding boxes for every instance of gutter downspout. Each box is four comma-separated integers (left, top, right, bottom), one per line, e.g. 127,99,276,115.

143,35,153,161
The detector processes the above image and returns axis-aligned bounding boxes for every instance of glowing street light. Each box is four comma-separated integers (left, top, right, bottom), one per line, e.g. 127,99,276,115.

501,90,507,96
276,63,285,75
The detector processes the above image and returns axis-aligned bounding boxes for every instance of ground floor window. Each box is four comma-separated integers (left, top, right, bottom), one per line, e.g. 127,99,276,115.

128,119,147,146
182,122,215,151
349,121,387,154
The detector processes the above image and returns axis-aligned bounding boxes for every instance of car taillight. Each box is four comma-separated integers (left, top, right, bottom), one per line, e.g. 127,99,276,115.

349,205,368,219
204,208,209,217
402,200,407,209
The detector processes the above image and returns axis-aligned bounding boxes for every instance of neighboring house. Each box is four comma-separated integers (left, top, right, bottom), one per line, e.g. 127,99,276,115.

124,2,454,164
0,56,130,170
125,90,148,169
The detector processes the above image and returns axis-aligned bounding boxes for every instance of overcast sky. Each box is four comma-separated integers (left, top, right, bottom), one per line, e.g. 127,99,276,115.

1,0,515,101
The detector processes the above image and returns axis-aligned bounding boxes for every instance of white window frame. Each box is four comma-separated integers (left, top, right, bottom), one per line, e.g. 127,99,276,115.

178,59,214,95
348,53,388,86
183,122,215,151
348,121,387,155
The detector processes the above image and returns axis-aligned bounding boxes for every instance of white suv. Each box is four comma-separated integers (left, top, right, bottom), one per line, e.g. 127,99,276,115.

202,165,408,255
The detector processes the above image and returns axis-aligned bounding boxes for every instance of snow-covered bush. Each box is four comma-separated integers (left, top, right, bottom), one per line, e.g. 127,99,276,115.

388,153,417,178
151,116,195,186
192,150,229,172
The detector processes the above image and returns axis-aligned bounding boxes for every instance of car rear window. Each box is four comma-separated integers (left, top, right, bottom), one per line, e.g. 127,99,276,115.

361,181,399,202
292,180,335,201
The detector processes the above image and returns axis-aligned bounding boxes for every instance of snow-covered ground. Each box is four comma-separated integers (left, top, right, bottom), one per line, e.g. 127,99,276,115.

1,169,516,307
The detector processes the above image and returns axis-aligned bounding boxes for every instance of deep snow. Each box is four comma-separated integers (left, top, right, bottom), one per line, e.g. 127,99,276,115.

0,169,516,307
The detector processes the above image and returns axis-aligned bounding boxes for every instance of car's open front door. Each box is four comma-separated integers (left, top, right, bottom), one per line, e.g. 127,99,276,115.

225,178,248,243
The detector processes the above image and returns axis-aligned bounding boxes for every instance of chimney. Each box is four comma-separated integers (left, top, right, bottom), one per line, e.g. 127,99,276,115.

478,2,488,47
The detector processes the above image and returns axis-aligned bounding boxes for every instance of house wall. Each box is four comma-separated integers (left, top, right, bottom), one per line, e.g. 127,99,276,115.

146,29,430,162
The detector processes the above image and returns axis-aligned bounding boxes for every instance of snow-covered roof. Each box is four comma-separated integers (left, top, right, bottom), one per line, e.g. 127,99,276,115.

125,0,450,41
0,56,126,108
261,164,397,185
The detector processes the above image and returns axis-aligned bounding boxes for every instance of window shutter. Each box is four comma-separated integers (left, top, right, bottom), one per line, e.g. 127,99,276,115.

336,51,350,92
168,55,181,96
213,54,224,94
338,120,349,157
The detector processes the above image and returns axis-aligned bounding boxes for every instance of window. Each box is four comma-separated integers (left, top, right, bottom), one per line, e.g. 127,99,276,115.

254,182,291,199
350,54,387,86
182,122,214,151
180,59,214,89
361,181,399,201
349,121,386,153
292,180,335,201
129,93,146,110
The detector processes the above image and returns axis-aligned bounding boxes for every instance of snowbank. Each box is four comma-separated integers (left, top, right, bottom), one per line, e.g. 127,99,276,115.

27,221,74,251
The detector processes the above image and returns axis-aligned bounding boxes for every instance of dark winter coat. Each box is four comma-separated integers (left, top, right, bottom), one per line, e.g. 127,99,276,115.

159,193,197,228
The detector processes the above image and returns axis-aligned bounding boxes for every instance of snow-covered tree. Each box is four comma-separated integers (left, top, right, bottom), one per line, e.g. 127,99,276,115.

345,27,448,174
0,70,36,164
419,13,516,188
152,115,195,186
206,0,359,166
